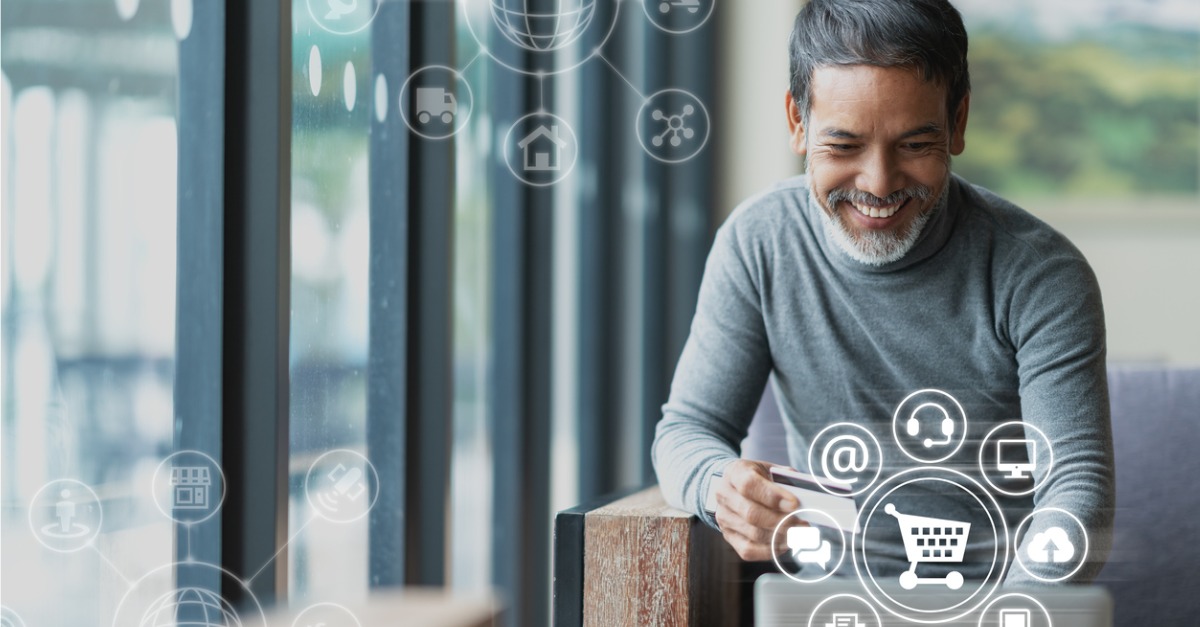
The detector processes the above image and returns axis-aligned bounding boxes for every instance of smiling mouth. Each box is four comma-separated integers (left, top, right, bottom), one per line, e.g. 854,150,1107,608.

846,197,910,220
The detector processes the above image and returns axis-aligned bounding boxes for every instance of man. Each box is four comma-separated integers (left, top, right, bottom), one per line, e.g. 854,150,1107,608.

652,0,1113,585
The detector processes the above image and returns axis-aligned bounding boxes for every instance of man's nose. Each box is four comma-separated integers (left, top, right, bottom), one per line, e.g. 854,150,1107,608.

854,148,904,201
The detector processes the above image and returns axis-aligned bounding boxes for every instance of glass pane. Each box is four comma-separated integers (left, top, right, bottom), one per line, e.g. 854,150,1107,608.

286,0,373,605
450,14,493,593
1,0,181,623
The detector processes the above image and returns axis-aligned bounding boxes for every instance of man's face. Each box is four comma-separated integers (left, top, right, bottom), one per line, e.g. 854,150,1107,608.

786,65,969,265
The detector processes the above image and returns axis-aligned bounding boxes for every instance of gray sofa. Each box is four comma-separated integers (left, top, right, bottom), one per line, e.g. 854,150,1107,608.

742,365,1200,626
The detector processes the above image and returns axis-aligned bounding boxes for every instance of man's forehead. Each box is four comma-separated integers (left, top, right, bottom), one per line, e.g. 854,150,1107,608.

808,64,950,126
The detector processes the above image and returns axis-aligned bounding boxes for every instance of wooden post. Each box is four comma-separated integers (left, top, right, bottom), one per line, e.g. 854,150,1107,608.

582,487,740,626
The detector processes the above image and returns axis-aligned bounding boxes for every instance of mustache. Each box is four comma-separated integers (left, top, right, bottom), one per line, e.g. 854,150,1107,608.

826,185,933,208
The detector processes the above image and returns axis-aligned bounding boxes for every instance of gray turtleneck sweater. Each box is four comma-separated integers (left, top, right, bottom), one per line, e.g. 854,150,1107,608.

652,174,1113,585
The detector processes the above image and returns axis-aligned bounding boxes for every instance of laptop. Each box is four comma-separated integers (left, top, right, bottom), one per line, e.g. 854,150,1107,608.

755,575,1112,627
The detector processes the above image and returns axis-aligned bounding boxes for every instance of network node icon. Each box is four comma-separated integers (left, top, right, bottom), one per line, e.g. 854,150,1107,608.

651,105,695,147
636,89,710,163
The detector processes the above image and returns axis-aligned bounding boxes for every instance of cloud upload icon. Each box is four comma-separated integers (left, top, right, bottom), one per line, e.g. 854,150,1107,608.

1027,526,1075,563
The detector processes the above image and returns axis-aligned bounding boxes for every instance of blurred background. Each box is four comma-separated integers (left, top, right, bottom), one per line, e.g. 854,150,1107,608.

2,0,1196,625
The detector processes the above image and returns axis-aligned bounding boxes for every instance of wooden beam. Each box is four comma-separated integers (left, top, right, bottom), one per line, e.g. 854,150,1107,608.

582,487,739,626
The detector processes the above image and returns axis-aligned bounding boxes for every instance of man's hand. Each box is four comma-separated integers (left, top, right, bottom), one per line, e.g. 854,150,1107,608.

713,459,803,561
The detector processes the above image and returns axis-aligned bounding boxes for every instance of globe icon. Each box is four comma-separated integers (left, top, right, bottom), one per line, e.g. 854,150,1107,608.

139,587,242,627
490,0,598,51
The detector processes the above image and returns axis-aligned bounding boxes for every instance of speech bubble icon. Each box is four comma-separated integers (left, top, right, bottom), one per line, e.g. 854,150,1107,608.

787,528,835,569
787,526,822,552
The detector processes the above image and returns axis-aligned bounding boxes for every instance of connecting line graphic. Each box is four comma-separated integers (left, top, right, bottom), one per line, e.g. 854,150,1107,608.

90,543,135,587
538,73,546,111
459,47,485,76
245,514,316,586
596,49,647,100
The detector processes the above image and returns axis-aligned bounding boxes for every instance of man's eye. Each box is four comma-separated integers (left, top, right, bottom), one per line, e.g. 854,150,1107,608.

904,142,934,151
828,144,857,152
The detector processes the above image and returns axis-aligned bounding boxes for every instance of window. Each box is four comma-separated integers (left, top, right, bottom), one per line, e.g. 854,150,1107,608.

286,0,374,603
1,0,184,623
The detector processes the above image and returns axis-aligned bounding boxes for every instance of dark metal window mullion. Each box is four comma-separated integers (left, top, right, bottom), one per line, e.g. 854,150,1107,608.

366,0,411,589
174,0,226,592
220,0,292,606
403,0,455,586
491,69,555,627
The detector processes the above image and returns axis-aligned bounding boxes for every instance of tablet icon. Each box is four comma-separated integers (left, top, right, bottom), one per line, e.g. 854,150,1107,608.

824,614,868,627
999,608,1031,627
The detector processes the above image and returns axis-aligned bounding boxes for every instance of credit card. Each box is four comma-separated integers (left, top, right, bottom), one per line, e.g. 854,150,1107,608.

769,466,860,534
703,466,860,534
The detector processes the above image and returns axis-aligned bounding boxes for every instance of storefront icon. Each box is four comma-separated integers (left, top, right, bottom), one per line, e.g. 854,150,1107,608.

171,467,211,510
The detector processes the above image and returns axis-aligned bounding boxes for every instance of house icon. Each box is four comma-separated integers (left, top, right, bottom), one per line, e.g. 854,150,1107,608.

518,124,567,172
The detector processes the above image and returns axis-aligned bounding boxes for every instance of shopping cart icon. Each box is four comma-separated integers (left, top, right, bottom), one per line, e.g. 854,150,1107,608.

885,503,970,590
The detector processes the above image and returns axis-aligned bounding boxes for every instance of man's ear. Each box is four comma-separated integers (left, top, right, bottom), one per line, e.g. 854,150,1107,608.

785,92,807,156
950,92,970,155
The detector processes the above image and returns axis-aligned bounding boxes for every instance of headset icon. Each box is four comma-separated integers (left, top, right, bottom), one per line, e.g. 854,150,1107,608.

906,402,955,448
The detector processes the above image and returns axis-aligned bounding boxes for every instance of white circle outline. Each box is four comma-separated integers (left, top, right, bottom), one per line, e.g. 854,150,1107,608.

806,422,883,497
635,88,711,164
502,112,579,187
458,0,622,77
303,448,381,524
27,479,103,553
890,389,968,464
977,421,1055,497
770,508,847,584
853,467,1009,624
641,0,717,35
152,449,227,525
1012,507,1090,583
805,593,883,627
1,605,28,627
975,592,1054,627
398,65,475,140
292,601,364,627
305,0,382,36
110,560,267,627
861,479,996,615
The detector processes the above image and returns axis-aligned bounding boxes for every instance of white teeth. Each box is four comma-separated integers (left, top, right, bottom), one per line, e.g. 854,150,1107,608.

852,202,901,219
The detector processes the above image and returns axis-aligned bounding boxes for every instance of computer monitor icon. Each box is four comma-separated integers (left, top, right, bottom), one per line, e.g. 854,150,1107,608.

996,439,1036,480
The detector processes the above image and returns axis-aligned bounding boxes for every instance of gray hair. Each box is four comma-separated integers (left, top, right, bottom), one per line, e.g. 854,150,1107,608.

788,0,971,124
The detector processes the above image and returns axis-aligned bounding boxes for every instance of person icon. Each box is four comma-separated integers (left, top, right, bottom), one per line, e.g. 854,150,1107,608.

56,489,77,534
30,479,100,551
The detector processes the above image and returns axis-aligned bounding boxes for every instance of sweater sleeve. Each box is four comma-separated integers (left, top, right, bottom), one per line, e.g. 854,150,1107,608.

1001,250,1114,585
652,218,774,529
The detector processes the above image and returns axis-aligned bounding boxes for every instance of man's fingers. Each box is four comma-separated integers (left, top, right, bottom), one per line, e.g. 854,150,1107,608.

715,486,789,532
721,526,782,562
726,460,799,511
714,500,774,545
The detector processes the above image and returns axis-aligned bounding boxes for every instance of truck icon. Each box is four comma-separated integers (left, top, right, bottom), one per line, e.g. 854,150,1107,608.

415,87,456,124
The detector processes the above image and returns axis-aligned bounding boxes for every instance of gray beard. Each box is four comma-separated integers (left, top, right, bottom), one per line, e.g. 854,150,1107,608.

813,179,950,267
